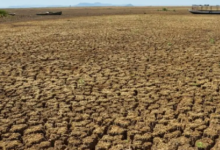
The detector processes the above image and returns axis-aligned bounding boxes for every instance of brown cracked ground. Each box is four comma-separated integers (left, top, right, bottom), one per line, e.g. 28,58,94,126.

0,7,220,150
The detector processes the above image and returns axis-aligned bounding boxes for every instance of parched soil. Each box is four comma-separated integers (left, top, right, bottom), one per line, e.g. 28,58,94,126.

0,7,220,150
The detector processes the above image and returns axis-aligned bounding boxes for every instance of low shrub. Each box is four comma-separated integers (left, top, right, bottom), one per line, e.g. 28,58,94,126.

0,9,8,17
162,8,168,11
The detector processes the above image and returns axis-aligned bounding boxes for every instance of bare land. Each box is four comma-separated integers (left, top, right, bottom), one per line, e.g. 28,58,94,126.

0,7,220,150
1,6,189,23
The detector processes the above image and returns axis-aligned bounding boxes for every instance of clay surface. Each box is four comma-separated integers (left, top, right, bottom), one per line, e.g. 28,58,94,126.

0,6,220,150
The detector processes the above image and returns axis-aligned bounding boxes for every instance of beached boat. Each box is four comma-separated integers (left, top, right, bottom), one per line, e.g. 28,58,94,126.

189,5,220,14
36,11,62,15
9,13,16,16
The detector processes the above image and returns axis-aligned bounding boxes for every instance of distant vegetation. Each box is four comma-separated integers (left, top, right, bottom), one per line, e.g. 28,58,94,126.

0,9,8,17
157,8,176,12
162,8,168,11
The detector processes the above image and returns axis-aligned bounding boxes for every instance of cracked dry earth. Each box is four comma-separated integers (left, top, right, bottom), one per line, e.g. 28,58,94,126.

1,13,220,150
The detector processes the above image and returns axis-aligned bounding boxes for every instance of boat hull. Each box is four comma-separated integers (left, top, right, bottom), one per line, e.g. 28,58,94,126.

189,10,220,14
36,11,62,15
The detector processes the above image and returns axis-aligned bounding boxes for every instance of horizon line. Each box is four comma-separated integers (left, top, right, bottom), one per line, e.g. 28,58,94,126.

1,5,193,9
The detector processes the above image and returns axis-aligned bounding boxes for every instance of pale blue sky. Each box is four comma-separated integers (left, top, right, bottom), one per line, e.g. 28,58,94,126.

0,0,219,8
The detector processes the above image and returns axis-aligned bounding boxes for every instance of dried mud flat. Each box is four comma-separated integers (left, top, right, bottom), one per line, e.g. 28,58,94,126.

1,7,189,24
1,7,220,150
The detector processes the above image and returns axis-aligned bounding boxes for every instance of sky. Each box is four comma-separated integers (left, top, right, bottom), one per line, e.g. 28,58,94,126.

0,0,219,8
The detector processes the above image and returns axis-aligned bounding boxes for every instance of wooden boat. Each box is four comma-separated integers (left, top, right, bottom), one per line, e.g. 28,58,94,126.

189,10,220,14
36,11,62,15
189,5,220,14
9,13,16,16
